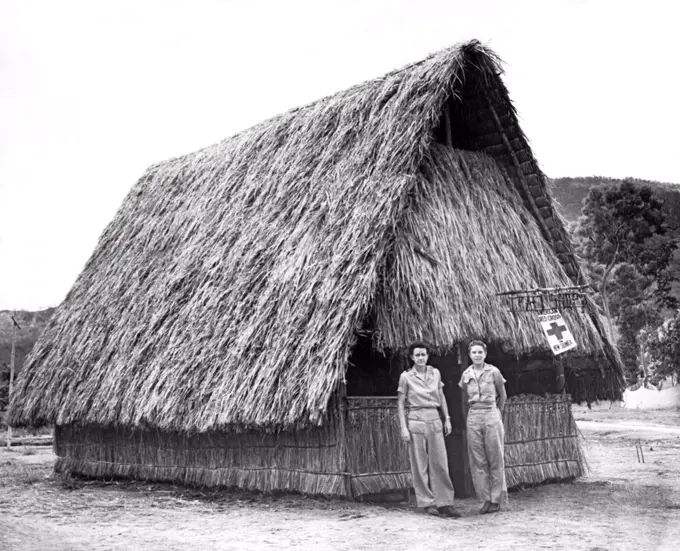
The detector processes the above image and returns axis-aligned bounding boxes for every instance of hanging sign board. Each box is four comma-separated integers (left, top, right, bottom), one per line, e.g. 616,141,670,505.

537,309,577,355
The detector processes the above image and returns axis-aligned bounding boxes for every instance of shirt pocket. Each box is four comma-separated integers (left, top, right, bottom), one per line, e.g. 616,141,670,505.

461,372,475,390
479,374,496,399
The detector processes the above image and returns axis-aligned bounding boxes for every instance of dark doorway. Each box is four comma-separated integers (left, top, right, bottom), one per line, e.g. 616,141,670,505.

428,345,475,497
345,336,401,396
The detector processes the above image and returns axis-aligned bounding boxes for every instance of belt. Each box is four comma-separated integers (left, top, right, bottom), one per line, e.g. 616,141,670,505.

468,404,498,411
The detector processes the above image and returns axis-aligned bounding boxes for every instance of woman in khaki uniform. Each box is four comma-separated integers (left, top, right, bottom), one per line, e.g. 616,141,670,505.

397,342,461,518
459,340,508,514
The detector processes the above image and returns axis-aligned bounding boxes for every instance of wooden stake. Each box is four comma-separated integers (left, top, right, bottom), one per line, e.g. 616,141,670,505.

459,341,475,497
555,357,566,393
483,90,584,285
483,92,553,243
336,382,353,499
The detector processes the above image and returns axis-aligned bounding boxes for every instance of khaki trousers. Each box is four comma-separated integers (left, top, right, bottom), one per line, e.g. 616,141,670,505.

466,407,508,505
407,408,455,508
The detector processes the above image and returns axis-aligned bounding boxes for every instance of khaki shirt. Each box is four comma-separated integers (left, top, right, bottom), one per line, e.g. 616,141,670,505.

458,363,506,409
397,365,444,409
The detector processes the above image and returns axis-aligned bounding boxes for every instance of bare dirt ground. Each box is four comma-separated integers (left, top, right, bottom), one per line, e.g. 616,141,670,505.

1,408,679,551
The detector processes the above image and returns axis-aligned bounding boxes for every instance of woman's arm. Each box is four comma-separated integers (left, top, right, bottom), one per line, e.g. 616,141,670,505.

461,386,469,417
495,375,507,413
439,388,452,436
397,392,410,443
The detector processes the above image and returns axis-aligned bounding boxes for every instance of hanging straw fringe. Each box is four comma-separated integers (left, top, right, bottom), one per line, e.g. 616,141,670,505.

54,419,350,497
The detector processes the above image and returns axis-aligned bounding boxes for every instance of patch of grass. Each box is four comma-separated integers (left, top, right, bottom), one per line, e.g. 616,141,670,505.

21,468,45,485
55,471,85,491
0,451,52,488
0,463,47,486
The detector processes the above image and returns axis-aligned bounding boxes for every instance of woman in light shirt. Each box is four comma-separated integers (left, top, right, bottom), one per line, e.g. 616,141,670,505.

397,342,461,518
459,340,508,514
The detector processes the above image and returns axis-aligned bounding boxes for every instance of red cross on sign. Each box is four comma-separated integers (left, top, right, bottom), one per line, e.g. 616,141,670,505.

546,321,568,341
537,310,577,356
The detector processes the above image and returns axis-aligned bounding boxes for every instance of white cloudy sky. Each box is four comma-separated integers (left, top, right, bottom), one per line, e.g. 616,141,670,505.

1,0,678,310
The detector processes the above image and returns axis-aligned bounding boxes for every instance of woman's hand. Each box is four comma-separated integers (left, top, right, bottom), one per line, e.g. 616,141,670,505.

400,428,411,443
444,418,452,436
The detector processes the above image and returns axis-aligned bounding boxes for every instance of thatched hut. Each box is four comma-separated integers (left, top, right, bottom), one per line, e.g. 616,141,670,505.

9,41,624,499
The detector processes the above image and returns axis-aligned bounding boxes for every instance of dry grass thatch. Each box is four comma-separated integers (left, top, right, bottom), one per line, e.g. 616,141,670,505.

374,144,607,354
9,40,623,432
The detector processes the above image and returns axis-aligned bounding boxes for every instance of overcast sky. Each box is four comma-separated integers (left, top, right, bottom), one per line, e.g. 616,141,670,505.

1,0,678,311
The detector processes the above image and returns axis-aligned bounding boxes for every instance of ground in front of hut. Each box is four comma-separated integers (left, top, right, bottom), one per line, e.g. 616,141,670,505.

1,407,679,551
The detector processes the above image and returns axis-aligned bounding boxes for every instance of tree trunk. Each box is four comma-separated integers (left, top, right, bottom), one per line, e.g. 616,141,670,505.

639,339,650,386
599,259,617,342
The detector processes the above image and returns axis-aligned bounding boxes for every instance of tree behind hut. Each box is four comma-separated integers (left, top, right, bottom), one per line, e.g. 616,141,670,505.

570,182,677,383
571,182,675,332
0,308,56,411
645,310,680,384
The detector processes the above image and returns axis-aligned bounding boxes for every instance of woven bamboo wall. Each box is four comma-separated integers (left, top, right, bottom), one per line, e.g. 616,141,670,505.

54,416,349,496
53,393,583,498
344,396,411,496
504,393,585,487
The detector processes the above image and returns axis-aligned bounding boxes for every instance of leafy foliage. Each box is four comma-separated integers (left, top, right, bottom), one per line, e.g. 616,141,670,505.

569,181,678,384
573,182,669,273
550,176,680,223
646,311,680,381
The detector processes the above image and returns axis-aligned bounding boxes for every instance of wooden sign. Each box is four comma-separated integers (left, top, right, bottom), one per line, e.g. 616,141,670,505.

497,285,589,313
537,309,577,355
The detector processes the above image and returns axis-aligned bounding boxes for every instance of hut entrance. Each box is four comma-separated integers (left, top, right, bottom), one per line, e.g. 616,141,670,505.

427,345,475,497
345,336,398,396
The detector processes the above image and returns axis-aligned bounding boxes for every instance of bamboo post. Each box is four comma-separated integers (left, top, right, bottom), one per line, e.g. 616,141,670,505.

483,90,585,285
555,357,566,394
336,382,353,499
5,313,20,449
458,341,475,497
483,92,554,245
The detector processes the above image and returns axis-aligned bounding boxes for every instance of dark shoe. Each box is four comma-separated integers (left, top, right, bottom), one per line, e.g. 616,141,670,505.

479,501,492,514
438,505,462,518
424,505,440,516
487,503,501,514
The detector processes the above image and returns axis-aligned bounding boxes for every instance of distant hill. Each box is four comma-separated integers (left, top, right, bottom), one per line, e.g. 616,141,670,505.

548,176,680,227
0,307,56,410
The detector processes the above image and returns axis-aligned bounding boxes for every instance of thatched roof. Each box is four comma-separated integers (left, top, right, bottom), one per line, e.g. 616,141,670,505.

9,41,624,431
375,144,604,353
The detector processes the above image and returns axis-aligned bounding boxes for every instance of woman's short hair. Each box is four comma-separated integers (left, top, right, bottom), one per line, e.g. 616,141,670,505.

408,341,429,357
468,340,487,352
